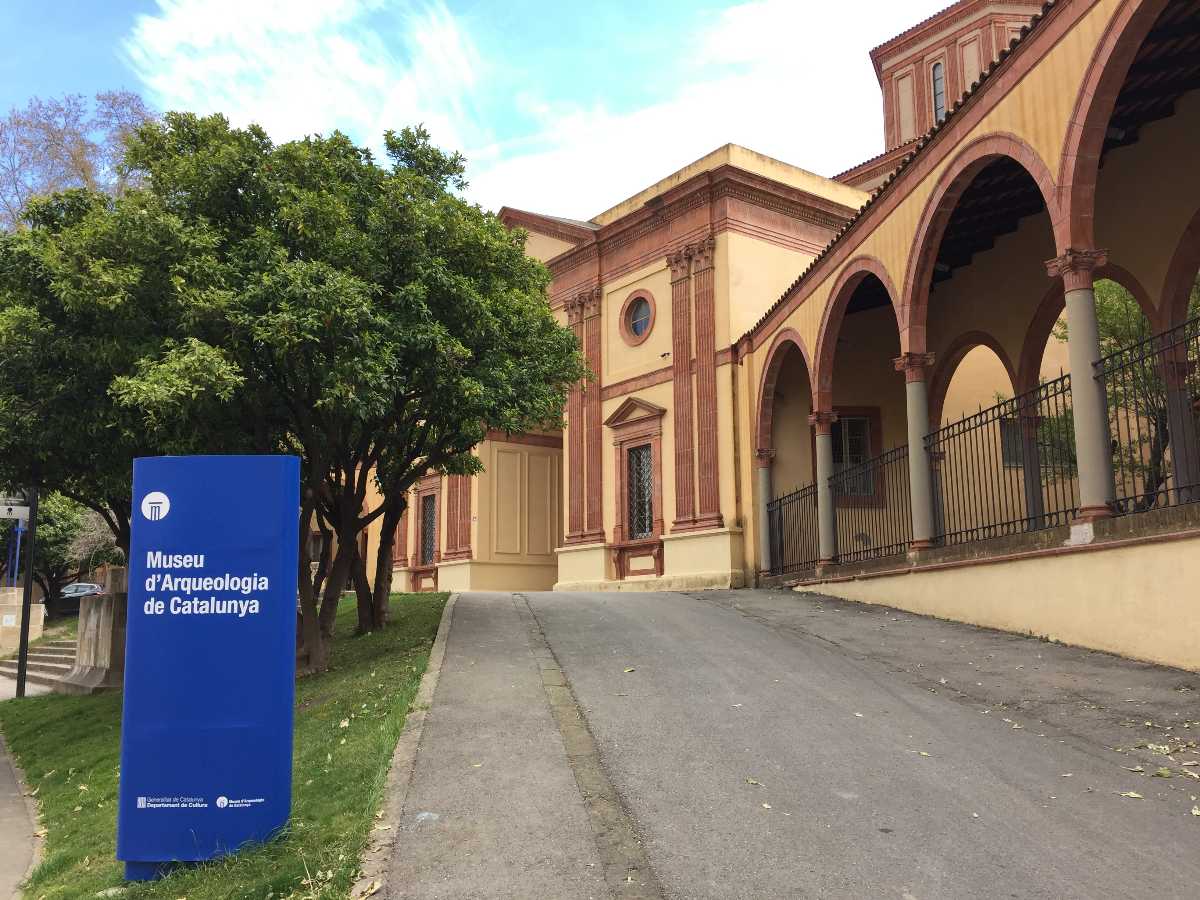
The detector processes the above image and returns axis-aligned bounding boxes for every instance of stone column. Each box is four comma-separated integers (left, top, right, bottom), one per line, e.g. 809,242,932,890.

1045,249,1115,520
810,411,839,565
755,449,775,574
565,295,586,541
895,352,937,550
692,235,723,529
582,287,605,541
1019,412,1046,529
1164,355,1200,504
668,248,696,529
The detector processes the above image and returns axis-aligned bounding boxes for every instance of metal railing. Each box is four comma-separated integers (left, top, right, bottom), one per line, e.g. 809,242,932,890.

829,445,911,564
926,373,1078,546
764,482,819,577
1096,315,1200,515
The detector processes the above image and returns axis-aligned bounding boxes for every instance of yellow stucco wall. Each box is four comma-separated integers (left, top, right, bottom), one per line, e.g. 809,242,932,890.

524,230,578,263
804,533,1200,672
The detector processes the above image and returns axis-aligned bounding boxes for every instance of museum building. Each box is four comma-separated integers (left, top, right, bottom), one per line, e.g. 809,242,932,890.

370,0,1200,671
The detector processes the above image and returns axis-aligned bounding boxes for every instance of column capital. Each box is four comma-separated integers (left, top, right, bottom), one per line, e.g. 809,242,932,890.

808,410,839,435
754,447,776,467
565,294,585,325
688,233,716,272
893,352,936,382
1045,248,1108,292
582,285,602,320
667,247,692,283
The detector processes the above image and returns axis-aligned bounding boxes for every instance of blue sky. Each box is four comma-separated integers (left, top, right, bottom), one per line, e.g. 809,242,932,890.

0,1,951,217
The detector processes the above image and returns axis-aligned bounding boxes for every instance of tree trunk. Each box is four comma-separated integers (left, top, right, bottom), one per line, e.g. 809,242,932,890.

352,543,373,634
296,500,328,673
371,499,403,630
318,531,355,639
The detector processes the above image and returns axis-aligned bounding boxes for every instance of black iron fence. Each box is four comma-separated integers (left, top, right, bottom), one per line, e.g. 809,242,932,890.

764,482,819,577
926,373,1078,546
829,445,911,564
1096,315,1200,515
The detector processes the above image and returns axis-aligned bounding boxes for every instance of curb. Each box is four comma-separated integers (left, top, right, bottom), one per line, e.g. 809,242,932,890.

351,592,458,899
0,729,43,898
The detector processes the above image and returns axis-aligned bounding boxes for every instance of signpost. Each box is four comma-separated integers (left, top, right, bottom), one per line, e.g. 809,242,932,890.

3,488,38,699
117,455,299,880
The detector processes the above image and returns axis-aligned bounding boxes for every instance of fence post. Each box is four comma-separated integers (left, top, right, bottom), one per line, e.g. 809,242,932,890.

1164,350,1200,504
809,412,839,565
895,353,937,549
755,449,775,574
1046,249,1115,520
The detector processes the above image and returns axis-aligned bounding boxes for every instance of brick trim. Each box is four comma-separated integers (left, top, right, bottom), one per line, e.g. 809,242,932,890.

485,430,564,449
668,247,696,529
756,327,815,453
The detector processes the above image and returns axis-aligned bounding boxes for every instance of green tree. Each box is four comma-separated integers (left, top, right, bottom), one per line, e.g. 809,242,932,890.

1054,276,1200,511
110,116,584,669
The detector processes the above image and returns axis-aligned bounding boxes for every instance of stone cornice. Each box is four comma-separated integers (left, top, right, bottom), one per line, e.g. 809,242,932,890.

545,165,857,281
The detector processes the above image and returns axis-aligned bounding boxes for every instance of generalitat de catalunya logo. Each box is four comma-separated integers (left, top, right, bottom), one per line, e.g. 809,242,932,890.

141,491,171,522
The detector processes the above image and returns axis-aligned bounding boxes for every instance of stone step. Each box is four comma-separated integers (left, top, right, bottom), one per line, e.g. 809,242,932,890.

0,657,72,677
46,639,78,650
0,663,65,688
32,646,76,659
26,650,75,666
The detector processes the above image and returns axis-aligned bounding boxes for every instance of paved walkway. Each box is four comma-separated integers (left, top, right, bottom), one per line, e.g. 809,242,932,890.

388,589,1200,899
385,592,609,899
0,715,39,899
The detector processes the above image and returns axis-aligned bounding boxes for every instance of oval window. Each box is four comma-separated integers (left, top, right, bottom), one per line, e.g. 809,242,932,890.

628,298,652,337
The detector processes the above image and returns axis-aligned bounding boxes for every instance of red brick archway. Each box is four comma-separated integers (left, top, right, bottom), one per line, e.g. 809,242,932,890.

1016,261,1156,396
903,132,1059,357
756,327,814,453
1057,0,1172,250
1162,207,1200,329
927,331,1019,429
813,256,901,413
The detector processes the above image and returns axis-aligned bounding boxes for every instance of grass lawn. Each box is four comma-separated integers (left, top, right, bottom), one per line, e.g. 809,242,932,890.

0,592,447,900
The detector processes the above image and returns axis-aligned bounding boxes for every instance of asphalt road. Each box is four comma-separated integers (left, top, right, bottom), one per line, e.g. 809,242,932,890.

524,590,1200,900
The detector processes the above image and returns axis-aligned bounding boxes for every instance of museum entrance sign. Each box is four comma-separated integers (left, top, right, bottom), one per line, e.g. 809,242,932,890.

117,455,299,880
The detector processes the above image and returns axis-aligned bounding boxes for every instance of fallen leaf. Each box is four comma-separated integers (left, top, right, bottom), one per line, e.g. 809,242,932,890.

1124,766,1145,773
1153,767,1173,778
1183,761,1199,767
339,719,350,729
854,713,864,718
746,778,763,786
1192,806,1200,817
1061,773,1073,777
1119,791,1144,799
761,803,772,809
623,667,636,674
471,763,483,768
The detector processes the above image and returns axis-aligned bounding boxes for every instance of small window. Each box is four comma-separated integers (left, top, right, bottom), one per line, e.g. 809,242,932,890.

931,61,946,123
832,416,874,497
420,493,437,566
999,418,1025,468
628,297,651,337
627,444,654,539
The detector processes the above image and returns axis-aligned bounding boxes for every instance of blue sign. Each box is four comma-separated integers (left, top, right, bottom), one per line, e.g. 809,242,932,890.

118,455,299,881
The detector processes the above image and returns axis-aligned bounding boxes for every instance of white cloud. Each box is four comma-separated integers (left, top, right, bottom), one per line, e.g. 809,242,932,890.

123,0,486,158
123,0,955,219
469,0,951,218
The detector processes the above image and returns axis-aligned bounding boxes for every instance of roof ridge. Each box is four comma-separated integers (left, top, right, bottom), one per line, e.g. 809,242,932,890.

741,1,1057,345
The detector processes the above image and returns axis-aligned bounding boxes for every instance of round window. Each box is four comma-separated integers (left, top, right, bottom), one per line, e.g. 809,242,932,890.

628,298,652,337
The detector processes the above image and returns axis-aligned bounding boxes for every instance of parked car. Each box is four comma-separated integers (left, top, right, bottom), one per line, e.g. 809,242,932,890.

54,582,103,616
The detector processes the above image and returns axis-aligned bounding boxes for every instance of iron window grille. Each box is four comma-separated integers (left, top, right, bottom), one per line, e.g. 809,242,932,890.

627,443,654,539
420,493,437,566
833,415,874,496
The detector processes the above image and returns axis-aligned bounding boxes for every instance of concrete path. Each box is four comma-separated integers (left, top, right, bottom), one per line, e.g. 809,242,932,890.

0,725,38,899
389,589,1200,899
385,592,609,899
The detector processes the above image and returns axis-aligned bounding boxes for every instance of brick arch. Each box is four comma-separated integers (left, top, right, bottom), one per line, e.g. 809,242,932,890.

1016,262,1156,396
1162,206,1200,329
1058,0,1172,250
903,133,1059,357
927,331,1018,429
813,255,901,414
756,327,814,453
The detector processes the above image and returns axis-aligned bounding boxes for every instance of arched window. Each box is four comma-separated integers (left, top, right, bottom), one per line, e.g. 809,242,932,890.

931,61,946,123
